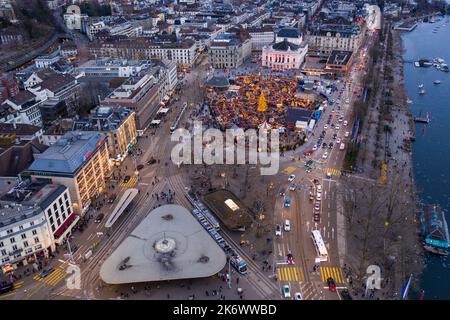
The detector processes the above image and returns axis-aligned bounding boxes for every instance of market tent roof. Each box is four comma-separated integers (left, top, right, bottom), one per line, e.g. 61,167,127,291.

206,76,230,88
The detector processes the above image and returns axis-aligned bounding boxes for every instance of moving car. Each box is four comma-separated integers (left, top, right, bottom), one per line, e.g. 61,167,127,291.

282,285,291,299
336,138,341,144
286,253,295,264
294,292,303,300
314,212,320,222
136,164,144,170
123,176,131,183
284,219,291,231
322,143,327,149
147,159,157,165
306,167,312,173
314,202,321,211
327,277,337,291
322,152,328,159
343,120,348,126
95,213,105,223
328,142,333,149
316,192,322,201
288,174,296,182
275,224,282,236
309,192,315,200
324,124,328,130
312,144,318,151
344,131,350,137
279,189,286,196
317,185,322,192
40,267,55,278
289,184,297,191
340,143,345,151
284,197,291,207
335,125,340,130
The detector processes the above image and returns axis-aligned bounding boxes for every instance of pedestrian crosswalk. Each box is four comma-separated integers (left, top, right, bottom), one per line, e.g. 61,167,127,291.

325,168,341,177
282,166,296,175
13,281,23,290
119,175,137,188
277,266,304,282
33,265,67,286
320,266,345,284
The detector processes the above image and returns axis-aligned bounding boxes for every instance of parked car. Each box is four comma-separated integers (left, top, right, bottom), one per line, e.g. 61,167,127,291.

322,152,329,159
288,174,295,182
289,184,297,191
136,164,144,170
314,213,321,222
147,159,157,165
279,189,286,196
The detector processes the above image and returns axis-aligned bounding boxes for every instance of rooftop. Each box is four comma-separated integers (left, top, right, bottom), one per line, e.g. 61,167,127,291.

0,182,66,227
99,205,227,284
28,131,107,175
327,50,353,66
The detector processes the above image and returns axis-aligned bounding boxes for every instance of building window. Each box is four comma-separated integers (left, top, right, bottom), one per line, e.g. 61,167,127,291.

12,245,18,251
1,249,6,256
30,221,34,226
21,233,26,239
34,237,39,244
59,198,63,205
23,241,29,247
19,225,24,230
0,241,3,247
32,230,37,235
10,237,15,244
6,229,13,234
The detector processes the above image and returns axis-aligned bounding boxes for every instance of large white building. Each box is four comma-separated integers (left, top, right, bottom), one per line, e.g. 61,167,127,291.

262,28,308,71
63,5,87,31
0,182,77,270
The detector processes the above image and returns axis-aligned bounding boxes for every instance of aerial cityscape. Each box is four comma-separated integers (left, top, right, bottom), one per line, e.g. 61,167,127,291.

0,0,449,305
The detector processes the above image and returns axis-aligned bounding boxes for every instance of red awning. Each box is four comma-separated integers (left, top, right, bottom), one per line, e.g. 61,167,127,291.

54,212,77,239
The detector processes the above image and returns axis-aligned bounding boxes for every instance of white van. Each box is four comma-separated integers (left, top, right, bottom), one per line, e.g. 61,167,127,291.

284,219,291,232
340,143,345,150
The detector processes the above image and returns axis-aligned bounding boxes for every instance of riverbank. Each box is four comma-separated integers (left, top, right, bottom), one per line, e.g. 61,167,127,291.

340,22,423,299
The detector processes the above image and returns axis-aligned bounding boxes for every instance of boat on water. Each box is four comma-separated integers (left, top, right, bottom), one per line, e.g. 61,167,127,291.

418,83,424,88
419,88,426,95
441,64,449,72
407,98,413,104
434,80,441,84
420,205,450,256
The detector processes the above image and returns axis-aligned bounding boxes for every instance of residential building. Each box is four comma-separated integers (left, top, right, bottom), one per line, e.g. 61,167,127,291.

73,106,137,164
35,50,61,69
75,59,152,78
1,91,44,127
208,31,251,69
0,182,77,269
26,131,111,214
305,24,363,55
102,71,160,134
88,37,198,67
247,26,275,51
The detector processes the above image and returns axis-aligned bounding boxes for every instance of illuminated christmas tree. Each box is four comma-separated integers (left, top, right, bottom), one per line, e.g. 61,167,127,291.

257,92,267,112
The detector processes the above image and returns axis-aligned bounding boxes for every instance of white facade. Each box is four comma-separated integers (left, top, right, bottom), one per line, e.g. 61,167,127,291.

86,21,106,40
0,185,77,269
2,95,44,127
63,5,87,31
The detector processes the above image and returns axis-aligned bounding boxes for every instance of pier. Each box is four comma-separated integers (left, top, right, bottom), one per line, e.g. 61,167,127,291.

413,117,430,124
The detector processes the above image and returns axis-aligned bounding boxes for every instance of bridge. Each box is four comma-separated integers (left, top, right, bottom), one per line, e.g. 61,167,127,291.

105,188,139,228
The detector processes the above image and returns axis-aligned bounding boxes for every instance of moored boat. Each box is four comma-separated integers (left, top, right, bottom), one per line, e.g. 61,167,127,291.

433,80,441,84
420,205,450,256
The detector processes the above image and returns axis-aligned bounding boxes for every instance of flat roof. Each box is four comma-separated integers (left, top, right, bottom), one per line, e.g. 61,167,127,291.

99,204,227,284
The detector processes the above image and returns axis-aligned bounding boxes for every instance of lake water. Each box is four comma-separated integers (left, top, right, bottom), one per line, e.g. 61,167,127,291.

402,17,450,299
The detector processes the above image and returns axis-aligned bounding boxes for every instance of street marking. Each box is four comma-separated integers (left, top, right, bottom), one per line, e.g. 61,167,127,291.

33,265,67,286
282,166,296,175
325,168,341,177
277,266,305,282
320,267,345,284
119,176,137,188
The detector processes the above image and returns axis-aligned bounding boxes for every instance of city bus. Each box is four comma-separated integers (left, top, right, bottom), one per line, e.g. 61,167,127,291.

311,230,328,262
